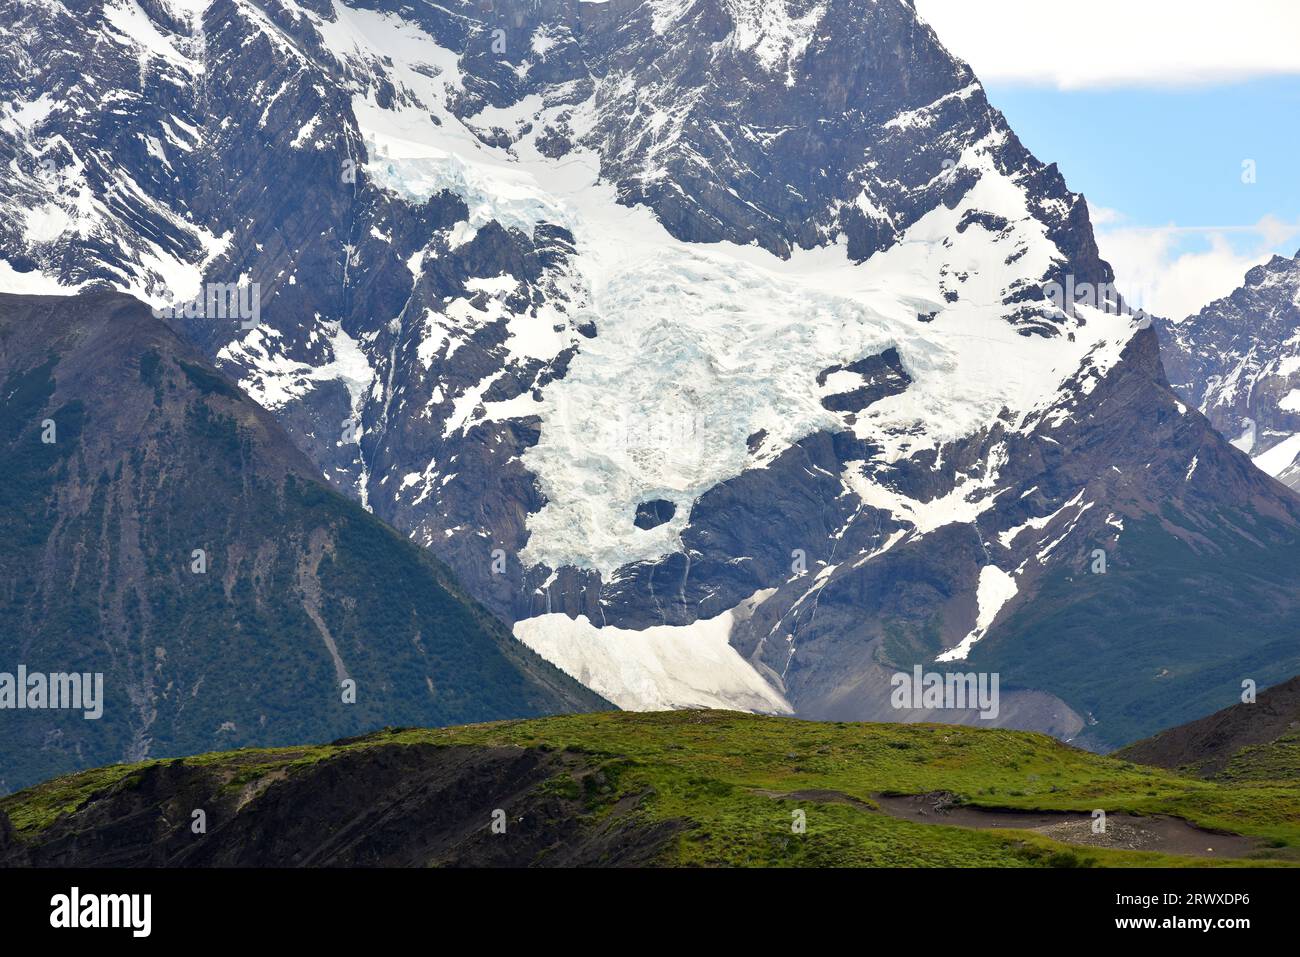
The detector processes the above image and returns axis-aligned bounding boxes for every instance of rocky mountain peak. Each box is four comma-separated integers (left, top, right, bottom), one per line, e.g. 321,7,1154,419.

3,0,1299,753
1159,248,1300,489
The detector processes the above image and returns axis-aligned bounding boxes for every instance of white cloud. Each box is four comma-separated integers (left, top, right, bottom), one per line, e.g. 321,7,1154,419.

1087,204,1124,227
1094,212,1300,320
914,0,1300,90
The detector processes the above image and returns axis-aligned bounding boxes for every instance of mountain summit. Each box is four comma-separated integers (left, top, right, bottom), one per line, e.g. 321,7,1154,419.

1158,250,1300,489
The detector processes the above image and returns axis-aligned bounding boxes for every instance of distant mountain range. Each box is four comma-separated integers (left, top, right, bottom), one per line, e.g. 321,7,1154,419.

1158,250,1300,490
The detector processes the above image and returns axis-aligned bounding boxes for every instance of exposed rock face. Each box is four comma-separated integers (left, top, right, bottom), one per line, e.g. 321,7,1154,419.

1157,251,1300,489
0,291,606,793
634,499,676,531
0,737,681,867
818,348,912,413
729,325,1300,748
4,0,1300,750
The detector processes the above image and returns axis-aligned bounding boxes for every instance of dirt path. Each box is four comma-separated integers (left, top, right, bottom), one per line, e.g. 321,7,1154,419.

759,788,1260,859
873,792,1259,859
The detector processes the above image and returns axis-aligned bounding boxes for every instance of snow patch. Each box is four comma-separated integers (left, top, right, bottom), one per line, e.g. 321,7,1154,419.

935,565,1017,663
1231,418,1257,453
514,590,791,713
1254,432,1300,477
0,259,83,294
722,0,826,85
997,488,1085,548
1278,389,1300,413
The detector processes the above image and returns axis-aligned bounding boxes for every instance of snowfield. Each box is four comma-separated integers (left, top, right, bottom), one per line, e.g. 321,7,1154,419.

514,590,792,712
296,2,1140,578
289,2,1145,711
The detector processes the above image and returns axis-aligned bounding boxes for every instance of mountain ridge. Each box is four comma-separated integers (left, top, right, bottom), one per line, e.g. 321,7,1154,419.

0,288,608,793
1158,249,1300,490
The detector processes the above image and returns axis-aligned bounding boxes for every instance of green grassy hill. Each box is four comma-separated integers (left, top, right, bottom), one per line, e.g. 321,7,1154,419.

3,711,1297,867
1116,675,1300,780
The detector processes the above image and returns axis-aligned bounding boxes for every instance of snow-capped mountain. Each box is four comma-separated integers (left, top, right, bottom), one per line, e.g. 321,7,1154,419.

1158,251,1300,490
5,0,1300,750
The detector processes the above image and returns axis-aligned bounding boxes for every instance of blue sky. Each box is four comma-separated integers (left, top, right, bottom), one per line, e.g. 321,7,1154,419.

986,78,1300,318
985,79,1300,229
915,0,1300,319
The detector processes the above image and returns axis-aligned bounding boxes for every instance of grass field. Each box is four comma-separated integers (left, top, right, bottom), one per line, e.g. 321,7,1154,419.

4,710,1297,867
